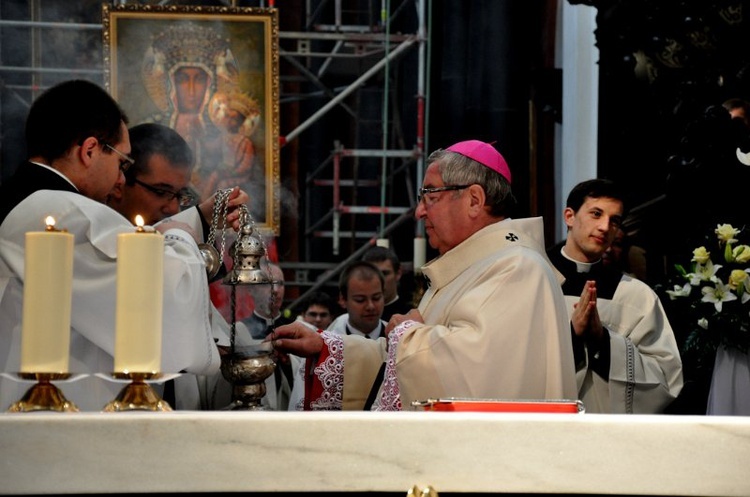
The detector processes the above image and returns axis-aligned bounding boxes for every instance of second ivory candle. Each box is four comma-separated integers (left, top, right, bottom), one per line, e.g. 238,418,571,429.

114,225,164,373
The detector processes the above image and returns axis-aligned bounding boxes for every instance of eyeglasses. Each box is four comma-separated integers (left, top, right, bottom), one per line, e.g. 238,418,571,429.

132,178,196,207
417,184,472,206
103,143,135,173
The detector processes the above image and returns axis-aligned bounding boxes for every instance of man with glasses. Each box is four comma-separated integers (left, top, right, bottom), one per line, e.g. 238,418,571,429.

103,143,136,173
106,123,195,226
0,80,222,411
272,140,576,410
107,123,248,232
106,122,256,410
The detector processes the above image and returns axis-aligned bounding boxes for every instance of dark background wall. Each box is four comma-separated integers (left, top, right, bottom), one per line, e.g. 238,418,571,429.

3,0,748,284
288,0,556,271
0,0,559,279
578,0,750,283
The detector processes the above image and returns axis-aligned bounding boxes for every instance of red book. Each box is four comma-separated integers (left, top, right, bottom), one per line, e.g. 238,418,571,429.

411,398,585,413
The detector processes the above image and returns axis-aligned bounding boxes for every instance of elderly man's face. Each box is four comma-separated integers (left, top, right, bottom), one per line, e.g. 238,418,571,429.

415,162,469,255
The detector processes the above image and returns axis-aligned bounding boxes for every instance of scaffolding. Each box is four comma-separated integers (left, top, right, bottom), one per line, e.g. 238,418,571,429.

0,0,429,313
276,0,429,312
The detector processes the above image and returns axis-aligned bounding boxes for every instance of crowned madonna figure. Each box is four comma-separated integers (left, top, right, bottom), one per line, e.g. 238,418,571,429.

141,22,262,205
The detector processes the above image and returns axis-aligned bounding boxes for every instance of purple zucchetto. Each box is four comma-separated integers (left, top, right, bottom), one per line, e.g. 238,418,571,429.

446,140,511,184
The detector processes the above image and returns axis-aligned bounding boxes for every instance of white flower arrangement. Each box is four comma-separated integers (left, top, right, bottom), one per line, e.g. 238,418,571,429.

665,224,750,354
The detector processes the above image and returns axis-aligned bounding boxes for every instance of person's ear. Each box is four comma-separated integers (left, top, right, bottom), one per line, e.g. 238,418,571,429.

338,293,346,310
563,207,576,229
466,184,486,215
78,136,99,166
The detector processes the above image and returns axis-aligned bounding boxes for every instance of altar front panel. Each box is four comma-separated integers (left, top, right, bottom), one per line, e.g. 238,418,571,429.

1,411,748,495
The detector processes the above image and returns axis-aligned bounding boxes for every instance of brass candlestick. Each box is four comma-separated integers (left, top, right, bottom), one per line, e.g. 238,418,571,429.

7,373,79,413
102,372,172,412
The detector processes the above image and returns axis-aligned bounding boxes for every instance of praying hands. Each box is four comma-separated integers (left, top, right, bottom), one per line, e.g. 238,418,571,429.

571,280,604,341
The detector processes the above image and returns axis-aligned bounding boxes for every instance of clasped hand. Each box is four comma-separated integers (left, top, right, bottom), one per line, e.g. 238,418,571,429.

571,280,604,340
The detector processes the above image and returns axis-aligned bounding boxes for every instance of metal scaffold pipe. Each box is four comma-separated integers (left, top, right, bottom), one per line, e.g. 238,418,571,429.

282,37,417,145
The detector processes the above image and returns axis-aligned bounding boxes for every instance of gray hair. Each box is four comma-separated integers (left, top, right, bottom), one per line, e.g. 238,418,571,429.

427,148,516,217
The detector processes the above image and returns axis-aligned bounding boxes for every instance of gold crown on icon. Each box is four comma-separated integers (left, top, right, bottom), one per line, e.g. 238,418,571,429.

227,90,260,118
152,22,229,69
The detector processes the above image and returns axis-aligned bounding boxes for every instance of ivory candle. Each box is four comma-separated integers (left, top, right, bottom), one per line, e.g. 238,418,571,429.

413,237,426,274
20,217,74,373
114,215,164,373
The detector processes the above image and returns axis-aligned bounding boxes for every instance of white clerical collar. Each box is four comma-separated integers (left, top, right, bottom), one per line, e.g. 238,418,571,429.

29,161,78,191
560,246,600,273
346,321,382,339
253,310,280,327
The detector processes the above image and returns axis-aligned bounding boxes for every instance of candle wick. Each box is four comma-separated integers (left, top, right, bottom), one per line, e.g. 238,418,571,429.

135,225,145,233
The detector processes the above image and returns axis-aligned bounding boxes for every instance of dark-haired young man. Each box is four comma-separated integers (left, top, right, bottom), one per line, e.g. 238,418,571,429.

0,80,220,411
107,122,196,225
361,245,412,321
106,122,252,410
107,122,247,235
328,261,387,339
296,291,337,330
547,178,683,413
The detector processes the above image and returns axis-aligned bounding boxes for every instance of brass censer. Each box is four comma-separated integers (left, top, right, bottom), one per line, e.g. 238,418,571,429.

201,192,276,410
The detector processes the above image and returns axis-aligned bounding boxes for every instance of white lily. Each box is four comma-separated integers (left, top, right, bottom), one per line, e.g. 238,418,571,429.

688,261,722,286
743,270,750,304
666,283,692,300
701,281,738,312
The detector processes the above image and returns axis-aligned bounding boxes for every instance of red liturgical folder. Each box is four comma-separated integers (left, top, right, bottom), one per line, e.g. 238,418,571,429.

411,398,585,413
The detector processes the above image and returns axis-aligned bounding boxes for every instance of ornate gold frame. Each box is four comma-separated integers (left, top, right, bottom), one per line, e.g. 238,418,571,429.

102,4,280,234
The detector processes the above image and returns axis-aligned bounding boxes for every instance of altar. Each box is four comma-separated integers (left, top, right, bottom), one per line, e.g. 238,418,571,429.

2,411,748,495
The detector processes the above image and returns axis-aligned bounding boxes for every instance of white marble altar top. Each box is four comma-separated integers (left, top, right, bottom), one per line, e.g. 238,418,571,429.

1,411,748,495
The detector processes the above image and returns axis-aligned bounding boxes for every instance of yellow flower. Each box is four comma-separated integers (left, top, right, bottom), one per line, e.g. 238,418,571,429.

733,245,750,263
729,269,748,290
667,222,750,354
692,246,710,264
716,224,739,244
